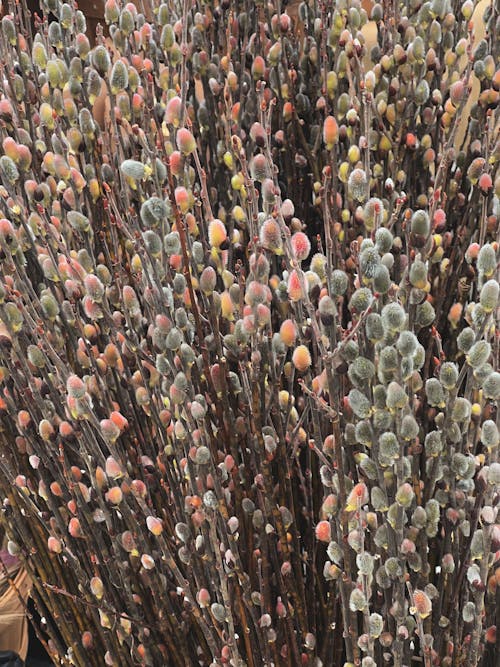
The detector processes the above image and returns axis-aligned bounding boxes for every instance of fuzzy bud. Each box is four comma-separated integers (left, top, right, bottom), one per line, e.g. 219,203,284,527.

348,168,368,201
331,269,348,296
411,210,430,237
110,60,129,94
259,218,282,255
315,520,331,543
92,45,111,76
477,244,496,277
372,264,390,293
386,381,408,410
379,432,399,461
176,128,196,156
415,301,435,328
369,613,384,638
208,219,227,248
349,287,373,314
323,116,339,149
291,232,311,261
466,340,491,369
411,590,432,619
146,516,163,536
318,295,336,326
121,159,146,181
279,319,296,347
67,374,86,399
348,389,371,419
365,313,384,342
395,482,414,508
360,247,380,278
349,588,367,611
479,279,499,312
211,603,226,623
200,266,217,295
409,260,428,289
439,362,458,390
481,420,499,450
483,372,500,400
381,302,406,333
292,345,312,373
457,327,475,353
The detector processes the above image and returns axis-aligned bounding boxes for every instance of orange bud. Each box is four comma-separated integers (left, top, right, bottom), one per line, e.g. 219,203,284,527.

280,319,297,347
315,520,331,542
292,345,312,372
323,116,339,149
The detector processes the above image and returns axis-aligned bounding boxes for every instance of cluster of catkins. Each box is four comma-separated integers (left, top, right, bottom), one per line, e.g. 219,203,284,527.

0,0,498,666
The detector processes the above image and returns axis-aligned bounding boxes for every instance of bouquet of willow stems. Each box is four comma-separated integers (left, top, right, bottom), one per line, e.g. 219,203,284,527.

0,0,498,665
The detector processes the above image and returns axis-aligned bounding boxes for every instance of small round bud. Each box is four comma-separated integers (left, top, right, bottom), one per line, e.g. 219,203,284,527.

196,588,211,608
249,153,268,182
100,418,121,444
91,45,111,76
194,446,210,465
165,96,182,126
379,346,398,372
351,357,375,381
363,198,384,232
200,266,217,295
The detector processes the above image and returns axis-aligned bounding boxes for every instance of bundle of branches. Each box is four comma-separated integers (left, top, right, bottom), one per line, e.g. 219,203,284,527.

0,1,498,666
